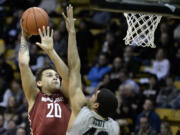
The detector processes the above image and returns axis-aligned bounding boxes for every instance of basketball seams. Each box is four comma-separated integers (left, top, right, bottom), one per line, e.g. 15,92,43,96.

21,7,49,35
32,7,39,34
36,8,49,26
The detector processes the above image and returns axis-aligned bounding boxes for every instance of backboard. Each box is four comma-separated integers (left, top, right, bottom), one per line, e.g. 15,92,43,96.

90,0,180,18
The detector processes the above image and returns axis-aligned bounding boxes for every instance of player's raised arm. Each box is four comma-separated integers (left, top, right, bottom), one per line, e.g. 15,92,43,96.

36,26,69,98
18,29,38,112
63,5,86,117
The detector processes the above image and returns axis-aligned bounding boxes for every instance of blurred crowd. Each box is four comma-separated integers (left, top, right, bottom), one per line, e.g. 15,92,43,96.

1,0,180,135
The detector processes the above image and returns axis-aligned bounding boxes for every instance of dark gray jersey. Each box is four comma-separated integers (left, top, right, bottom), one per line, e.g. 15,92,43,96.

67,106,119,135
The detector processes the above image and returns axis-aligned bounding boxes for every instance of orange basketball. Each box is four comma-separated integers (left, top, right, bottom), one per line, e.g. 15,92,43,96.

21,7,49,35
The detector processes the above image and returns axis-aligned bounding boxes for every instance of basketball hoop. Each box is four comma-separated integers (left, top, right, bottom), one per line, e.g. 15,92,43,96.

123,13,162,48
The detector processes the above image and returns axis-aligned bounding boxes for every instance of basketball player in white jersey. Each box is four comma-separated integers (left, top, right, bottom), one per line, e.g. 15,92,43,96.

62,5,119,135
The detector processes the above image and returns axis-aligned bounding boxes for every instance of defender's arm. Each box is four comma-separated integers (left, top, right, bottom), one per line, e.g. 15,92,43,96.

46,49,69,98
63,5,86,116
36,27,69,98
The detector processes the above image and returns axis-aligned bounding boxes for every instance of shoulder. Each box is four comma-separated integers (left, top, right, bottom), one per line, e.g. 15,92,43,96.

59,91,69,103
108,118,119,134
72,106,93,123
79,106,91,114
28,91,41,113
109,118,119,127
35,91,44,99
77,106,97,118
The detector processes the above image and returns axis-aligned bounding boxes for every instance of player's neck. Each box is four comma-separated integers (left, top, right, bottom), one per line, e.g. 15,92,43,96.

42,90,52,96
91,108,106,120
41,88,59,96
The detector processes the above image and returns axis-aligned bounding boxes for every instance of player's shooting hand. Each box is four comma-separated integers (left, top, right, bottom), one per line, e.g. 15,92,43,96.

20,19,31,40
21,30,31,41
36,26,54,53
62,4,76,33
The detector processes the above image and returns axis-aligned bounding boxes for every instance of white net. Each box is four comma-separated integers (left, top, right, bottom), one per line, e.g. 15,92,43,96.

123,13,162,48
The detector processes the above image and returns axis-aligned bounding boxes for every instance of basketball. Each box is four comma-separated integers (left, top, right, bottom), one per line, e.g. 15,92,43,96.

21,7,49,35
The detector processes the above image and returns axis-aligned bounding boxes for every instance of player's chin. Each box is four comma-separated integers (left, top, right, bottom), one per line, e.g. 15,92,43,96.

51,88,60,93
53,85,61,91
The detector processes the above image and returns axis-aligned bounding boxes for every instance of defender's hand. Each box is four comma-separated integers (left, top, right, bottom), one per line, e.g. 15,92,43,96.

62,5,76,33
36,26,54,53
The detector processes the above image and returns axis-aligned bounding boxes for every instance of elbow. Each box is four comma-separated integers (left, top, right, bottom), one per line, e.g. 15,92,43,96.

18,56,29,68
71,64,80,72
18,61,29,68
69,59,81,70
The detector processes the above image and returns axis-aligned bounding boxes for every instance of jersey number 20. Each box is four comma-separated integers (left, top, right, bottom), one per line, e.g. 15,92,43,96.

46,103,61,118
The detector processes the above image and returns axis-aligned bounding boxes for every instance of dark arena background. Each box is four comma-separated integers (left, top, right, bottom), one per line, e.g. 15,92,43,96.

0,0,180,134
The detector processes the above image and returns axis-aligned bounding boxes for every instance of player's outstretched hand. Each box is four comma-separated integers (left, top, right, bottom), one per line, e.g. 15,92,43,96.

36,26,54,53
62,4,76,33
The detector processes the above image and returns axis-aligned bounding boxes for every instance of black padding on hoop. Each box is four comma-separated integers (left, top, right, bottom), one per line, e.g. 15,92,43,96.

90,0,180,18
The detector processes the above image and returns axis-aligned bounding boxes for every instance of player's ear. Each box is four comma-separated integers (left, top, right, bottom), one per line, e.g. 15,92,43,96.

92,102,99,109
37,81,42,87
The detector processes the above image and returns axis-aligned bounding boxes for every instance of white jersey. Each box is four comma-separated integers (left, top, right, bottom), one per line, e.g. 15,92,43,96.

67,106,119,135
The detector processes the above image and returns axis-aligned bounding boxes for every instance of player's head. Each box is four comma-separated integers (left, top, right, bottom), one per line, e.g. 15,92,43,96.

36,66,62,93
89,88,118,118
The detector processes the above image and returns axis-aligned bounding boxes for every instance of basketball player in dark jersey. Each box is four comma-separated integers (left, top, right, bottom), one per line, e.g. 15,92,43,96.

63,5,119,135
18,23,71,134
